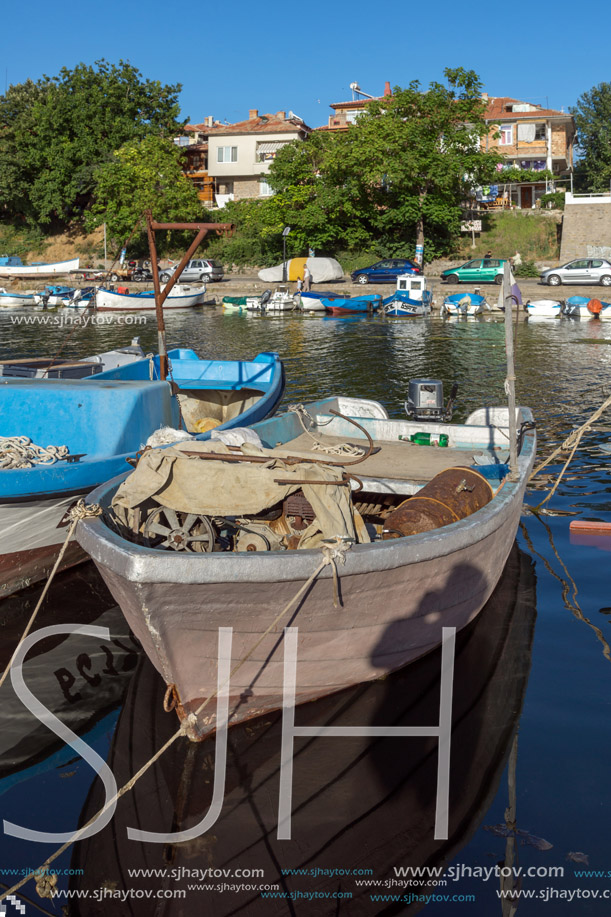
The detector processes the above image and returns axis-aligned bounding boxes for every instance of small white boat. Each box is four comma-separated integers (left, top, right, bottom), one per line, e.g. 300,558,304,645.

563,296,611,320
441,293,487,316
0,257,80,277
95,283,206,312
77,388,536,740
525,299,563,318
246,287,299,312
0,287,38,308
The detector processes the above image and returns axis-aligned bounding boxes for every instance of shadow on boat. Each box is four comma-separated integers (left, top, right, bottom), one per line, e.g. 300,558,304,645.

69,545,537,916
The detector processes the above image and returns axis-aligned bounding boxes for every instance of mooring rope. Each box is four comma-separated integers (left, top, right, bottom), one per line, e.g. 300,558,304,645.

288,403,364,457
0,535,352,904
0,501,102,692
529,392,611,510
0,436,69,470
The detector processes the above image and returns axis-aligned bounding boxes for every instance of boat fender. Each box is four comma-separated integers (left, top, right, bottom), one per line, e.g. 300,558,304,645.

587,298,603,315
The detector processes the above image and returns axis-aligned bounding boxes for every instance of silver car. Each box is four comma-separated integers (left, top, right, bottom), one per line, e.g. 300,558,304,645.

540,258,611,287
159,258,224,283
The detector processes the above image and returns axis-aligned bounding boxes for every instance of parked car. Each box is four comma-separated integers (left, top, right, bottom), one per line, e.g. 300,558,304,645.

351,259,421,284
540,258,611,287
159,259,224,283
440,258,507,285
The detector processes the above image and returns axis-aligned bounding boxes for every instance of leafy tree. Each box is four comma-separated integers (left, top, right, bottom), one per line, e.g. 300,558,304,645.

571,83,611,192
262,69,500,262
0,60,183,227
85,136,203,251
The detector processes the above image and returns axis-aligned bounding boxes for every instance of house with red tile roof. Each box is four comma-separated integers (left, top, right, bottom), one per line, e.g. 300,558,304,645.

180,110,311,207
481,95,575,209
319,82,392,132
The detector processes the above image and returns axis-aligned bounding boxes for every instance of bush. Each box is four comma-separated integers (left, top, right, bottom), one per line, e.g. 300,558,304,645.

538,191,565,210
513,260,540,278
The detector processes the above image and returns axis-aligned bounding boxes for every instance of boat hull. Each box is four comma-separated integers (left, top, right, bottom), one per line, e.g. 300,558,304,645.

0,258,79,277
95,286,206,311
79,416,534,740
0,494,87,598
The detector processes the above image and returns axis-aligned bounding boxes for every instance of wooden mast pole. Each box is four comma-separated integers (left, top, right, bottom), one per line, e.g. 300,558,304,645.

503,260,519,479
145,213,234,382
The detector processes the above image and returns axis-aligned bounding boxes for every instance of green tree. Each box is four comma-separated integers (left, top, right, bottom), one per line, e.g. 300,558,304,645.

571,83,611,192
0,60,183,227
85,135,203,250
263,69,500,262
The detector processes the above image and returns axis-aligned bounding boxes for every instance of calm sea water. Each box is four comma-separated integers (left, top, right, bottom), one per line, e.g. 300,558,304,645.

0,307,610,915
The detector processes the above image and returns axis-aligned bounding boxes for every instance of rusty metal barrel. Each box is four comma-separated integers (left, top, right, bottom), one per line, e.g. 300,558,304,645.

382,466,494,538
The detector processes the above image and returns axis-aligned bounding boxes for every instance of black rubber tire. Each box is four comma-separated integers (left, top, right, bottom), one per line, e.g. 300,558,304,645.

446,274,459,284
600,275,611,286
547,274,561,286
494,275,503,285
356,275,369,284
110,272,119,282
160,273,170,283
200,274,207,282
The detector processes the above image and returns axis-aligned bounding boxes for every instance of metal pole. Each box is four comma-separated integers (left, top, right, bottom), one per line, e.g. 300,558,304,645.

282,235,287,283
503,261,519,480
145,212,168,382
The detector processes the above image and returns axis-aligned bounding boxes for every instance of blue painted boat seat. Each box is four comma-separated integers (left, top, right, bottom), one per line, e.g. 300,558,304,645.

0,379,174,457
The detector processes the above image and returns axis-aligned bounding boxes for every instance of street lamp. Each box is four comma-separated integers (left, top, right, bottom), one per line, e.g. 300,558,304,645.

282,226,291,283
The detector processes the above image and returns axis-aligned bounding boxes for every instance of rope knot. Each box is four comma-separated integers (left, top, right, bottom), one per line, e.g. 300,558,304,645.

179,713,198,736
320,536,353,608
35,872,58,899
67,500,103,523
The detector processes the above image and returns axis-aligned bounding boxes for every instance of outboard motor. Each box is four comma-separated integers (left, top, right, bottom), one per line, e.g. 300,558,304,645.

405,379,458,423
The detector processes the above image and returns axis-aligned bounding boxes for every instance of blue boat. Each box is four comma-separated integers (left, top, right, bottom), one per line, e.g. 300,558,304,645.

0,349,284,598
299,290,350,312
323,294,382,315
383,290,433,317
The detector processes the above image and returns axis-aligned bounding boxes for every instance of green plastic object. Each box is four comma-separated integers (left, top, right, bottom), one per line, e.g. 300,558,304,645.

399,432,449,447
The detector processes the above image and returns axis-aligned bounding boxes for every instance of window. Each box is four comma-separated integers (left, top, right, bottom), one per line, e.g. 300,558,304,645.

535,123,546,141
256,141,286,162
500,124,514,146
259,179,273,197
217,146,238,163
591,260,603,268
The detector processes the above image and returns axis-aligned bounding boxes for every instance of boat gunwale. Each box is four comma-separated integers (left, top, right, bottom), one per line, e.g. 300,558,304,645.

76,412,536,585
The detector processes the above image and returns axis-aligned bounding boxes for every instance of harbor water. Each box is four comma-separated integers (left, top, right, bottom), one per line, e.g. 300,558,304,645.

0,306,610,915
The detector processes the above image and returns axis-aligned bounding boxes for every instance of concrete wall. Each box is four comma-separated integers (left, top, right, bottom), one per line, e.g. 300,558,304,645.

560,201,611,261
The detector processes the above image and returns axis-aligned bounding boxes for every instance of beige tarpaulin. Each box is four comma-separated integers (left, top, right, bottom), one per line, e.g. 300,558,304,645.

112,441,368,549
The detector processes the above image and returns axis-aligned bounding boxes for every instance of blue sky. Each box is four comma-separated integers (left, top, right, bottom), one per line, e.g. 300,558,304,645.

3,0,607,128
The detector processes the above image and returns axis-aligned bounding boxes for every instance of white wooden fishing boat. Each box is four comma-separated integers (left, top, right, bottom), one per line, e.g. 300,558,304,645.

0,257,80,277
95,283,206,311
525,299,563,318
563,296,611,320
77,390,536,741
441,293,488,316
246,287,299,312
0,288,38,308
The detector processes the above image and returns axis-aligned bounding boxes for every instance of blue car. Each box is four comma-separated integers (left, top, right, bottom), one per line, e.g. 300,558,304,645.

351,259,421,285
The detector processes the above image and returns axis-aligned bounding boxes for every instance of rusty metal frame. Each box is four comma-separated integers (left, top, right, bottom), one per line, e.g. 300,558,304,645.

145,211,234,379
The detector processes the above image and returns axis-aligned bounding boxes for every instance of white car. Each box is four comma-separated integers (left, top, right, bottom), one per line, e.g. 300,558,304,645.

540,259,611,286
159,259,224,283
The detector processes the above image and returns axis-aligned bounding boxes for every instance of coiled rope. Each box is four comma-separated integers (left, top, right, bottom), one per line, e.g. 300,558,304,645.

0,535,352,904
288,404,364,457
0,436,69,470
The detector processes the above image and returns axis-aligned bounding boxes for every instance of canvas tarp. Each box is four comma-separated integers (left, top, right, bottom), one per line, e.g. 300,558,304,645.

258,257,344,283
112,440,367,549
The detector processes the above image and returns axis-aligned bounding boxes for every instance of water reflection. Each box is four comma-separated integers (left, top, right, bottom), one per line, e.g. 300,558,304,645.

68,547,536,916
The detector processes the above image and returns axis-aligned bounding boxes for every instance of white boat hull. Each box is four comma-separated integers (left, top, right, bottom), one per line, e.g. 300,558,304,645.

96,285,206,311
526,300,562,318
0,292,37,308
0,258,80,277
